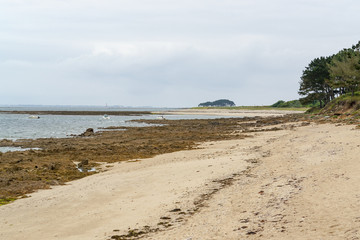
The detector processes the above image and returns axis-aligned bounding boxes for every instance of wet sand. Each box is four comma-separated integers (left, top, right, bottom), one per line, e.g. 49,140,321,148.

1,112,360,239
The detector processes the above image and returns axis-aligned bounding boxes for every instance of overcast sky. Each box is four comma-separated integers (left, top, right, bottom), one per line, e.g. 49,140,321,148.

1,0,360,107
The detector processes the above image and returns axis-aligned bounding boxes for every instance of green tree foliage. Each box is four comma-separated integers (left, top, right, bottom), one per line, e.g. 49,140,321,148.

271,100,302,108
328,46,360,96
299,41,360,108
271,100,286,107
198,99,235,107
298,56,334,108
271,99,318,108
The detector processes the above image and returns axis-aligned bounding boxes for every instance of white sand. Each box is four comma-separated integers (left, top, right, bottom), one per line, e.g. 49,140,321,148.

1,122,360,240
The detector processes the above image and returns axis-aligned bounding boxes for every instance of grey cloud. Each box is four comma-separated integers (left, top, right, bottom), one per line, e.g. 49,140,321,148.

1,0,360,106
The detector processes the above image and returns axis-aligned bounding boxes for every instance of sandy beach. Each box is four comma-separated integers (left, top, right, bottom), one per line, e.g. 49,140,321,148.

1,113,360,239
2,0,360,239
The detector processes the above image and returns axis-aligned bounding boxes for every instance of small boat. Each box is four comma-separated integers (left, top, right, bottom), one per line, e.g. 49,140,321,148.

156,116,166,120
28,115,40,119
103,114,110,119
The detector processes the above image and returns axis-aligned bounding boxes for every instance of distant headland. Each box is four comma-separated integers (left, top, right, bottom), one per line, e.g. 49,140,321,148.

198,99,235,107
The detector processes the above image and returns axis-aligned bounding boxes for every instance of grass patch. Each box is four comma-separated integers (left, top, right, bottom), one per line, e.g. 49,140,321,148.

0,197,16,206
320,92,360,115
305,107,322,114
334,92,360,102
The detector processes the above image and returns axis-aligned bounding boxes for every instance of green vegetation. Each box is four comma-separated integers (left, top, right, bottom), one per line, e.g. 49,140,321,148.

271,99,318,108
299,41,360,109
193,105,308,111
299,56,333,108
198,99,235,107
195,99,312,111
319,92,360,116
0,197,16,206
198,41,360,114
328,48,360,96
334,91,360,101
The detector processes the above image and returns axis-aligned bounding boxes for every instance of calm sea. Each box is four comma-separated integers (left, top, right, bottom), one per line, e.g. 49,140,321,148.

0,106,229,141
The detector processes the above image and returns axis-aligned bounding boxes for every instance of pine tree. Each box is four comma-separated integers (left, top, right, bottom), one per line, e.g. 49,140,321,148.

328,48,360,96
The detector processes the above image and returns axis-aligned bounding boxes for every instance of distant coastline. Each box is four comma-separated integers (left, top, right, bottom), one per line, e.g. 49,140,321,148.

156,108,305,117
0,110,152,116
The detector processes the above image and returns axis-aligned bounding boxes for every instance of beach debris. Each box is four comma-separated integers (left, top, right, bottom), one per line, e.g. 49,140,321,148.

169,208,182,212
239,218,250,223
76,159,96,172
48,162,61,171
110,229,146,239
79,128,94,137
77,159,89,168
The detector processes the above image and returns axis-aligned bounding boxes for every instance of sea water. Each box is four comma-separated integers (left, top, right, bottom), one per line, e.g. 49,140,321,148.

0,113,155,140
0,106,231,142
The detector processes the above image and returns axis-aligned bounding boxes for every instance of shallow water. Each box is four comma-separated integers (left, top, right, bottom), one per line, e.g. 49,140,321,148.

0,146,41,153
0,113,155,140
76,167,97,173
0,111,233,140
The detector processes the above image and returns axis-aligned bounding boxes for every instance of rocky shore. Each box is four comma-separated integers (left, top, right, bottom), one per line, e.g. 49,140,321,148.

0,114,304,201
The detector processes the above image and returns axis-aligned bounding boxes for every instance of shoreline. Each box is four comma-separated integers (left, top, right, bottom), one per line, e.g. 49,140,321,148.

3,115,286,201
1,112,360,239
156,108,305,117
0,108,305,117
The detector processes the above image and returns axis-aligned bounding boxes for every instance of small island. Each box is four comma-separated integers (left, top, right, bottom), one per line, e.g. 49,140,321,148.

198,99,235,107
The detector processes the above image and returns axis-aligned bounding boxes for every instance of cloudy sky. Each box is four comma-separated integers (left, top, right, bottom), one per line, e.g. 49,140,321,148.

1,0,360,107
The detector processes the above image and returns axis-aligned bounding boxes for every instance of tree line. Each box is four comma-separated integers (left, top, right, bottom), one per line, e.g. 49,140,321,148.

299,41,360,108
198,99,235,107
